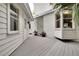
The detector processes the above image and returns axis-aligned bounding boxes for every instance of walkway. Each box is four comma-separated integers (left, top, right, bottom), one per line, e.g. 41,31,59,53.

10,36,79,56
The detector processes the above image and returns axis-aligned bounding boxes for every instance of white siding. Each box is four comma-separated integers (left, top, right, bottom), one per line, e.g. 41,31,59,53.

43,13,55,38
75,21,79,40
0,3,29,56
0,34,7,40
62,29,76,39
0,17,7,23
0,23,6,28
0,29,7,34
54,29,62,39
36,16,43,33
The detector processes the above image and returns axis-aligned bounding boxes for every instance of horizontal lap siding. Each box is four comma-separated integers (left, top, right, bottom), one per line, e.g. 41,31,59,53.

0,35,23,55
0,4,24,56
0,34,7,40
0,10,7,18
0,29,7,34
0,4,7,40
0,5,7,13
0,23,7,29
0,4,7,9
0,17,7,23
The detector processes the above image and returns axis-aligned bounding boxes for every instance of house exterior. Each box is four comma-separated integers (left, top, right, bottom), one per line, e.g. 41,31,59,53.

33,3,55,38
0,3,33,56
34,3,79,40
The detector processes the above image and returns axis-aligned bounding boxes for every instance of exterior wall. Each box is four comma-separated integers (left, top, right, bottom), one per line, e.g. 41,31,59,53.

54,10,76,40
34,19,37,31
36,16,43,33
0,3,29,56
62,29,76,39
75,20,79,40
29,21,36,33
43,12,55,38
54,29,63,39
34,3,79,40
76,27,79,40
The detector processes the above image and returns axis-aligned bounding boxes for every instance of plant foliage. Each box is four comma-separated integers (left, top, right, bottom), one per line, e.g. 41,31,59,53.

54,3,79,25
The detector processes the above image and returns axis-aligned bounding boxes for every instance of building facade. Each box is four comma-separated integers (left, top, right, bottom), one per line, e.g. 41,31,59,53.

0,3,33,56
34,3,79,40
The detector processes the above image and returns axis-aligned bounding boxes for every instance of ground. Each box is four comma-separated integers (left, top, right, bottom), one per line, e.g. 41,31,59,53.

10,36,79,56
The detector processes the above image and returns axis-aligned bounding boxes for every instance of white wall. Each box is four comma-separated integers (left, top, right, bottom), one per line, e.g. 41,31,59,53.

43,12,55,39
62,29,76,39
75,20,79,40
0,3,30,56
54,29,63,39
54,10,76,40
36,16,43,33
34,18,37,31
29,21,36,33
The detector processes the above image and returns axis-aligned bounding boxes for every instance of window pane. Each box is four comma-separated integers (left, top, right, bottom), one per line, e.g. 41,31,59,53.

63,10,72,28
10,4,18,13
56,13,60,20
10,17,18,31
63,13,72,18
56,12,60,28
56,21,60,28
15,20,18,30
10,17,14,31
63,19,72,28
10,4,19,32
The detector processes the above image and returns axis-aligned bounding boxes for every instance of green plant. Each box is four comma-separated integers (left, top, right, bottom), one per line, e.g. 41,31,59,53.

52,3,79,25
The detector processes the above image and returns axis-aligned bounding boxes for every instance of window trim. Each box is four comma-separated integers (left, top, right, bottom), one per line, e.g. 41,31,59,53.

55,9,75,30
62,9,74,29
8,4,19,34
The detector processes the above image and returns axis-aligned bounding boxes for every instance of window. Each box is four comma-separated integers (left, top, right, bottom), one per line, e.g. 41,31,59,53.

8,4,19,34
63,9,72,28
27,21,31,29
56,11,60,28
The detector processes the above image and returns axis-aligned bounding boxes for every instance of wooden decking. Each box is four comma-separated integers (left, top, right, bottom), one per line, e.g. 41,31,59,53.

10,36,79,56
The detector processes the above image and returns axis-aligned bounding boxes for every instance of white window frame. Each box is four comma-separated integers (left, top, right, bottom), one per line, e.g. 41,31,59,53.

8,4,19,34
62,9,75,29
55,9,75,30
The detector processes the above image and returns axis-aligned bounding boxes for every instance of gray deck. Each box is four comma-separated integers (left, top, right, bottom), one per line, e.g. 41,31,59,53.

10,36,79,56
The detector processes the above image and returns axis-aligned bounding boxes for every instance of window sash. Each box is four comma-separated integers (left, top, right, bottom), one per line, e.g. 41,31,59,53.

8,4,19,34
63,10,72,28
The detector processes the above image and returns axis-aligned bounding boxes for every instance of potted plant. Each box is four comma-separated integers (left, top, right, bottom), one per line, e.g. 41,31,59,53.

41,31,46,37
34,31,38,36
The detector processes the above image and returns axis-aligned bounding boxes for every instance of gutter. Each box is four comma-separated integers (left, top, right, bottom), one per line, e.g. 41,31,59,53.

24,3,34,21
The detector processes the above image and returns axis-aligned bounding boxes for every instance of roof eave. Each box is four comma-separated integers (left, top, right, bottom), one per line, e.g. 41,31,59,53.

34,9,54,18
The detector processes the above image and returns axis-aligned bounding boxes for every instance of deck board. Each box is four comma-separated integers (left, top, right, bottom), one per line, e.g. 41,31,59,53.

11,36,79,56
